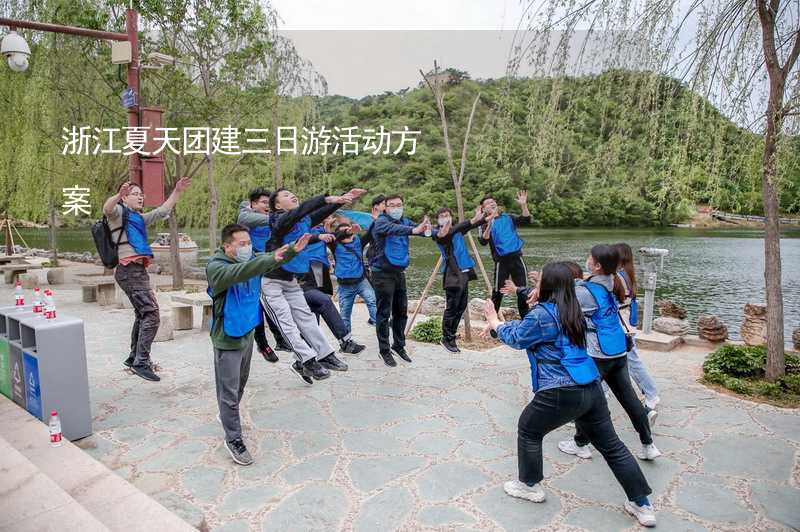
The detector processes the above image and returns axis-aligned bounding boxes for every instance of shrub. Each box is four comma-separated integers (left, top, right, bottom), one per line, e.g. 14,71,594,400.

782,374,800,395
410,317,443,344
702,345,766,378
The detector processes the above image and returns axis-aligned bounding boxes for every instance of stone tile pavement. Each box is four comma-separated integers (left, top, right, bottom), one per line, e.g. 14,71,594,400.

4,269,799,531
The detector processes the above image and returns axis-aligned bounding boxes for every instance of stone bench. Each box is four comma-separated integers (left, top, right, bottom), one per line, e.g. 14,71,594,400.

171,292,213,330
76,276,117,306
0,263,42,284
171,303,194,330
0,254,26,266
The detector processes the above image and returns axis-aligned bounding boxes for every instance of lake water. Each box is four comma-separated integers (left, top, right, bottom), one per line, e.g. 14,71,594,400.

15,226,800,341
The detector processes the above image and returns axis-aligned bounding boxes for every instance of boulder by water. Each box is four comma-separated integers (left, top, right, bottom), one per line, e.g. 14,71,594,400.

697,314,728,342
740,303,767,346
657,299,687,320
653,317,690,336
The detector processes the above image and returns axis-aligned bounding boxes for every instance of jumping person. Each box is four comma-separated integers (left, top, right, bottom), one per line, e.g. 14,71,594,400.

103,177,192,382
613,242,660,410
361,194,386,291
478,190,532,318
559,245,661,462
432,206,486,352
237,188,291,362
207,225,309,465
369,194,431,366
483,262,656,527
301,218,366,354
264,187,367,383
330,221,378,332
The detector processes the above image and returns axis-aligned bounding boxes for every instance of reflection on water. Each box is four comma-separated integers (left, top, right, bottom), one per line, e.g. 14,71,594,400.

15,226,800,340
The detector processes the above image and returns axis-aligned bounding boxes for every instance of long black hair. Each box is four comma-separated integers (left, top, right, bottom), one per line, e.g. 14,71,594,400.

612,242,636,295
538,261,587,348
590,244,626,302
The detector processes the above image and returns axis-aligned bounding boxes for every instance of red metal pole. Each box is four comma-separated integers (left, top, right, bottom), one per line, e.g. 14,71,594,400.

125,9,141,188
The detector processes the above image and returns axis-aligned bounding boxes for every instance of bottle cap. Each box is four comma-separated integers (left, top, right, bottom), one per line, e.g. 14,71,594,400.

51,410,58,416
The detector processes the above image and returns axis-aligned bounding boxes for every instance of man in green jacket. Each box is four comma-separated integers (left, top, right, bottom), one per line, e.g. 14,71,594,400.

206,223,310,465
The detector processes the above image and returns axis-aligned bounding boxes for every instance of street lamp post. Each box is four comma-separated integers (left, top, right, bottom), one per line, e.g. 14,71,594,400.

0,8,145,190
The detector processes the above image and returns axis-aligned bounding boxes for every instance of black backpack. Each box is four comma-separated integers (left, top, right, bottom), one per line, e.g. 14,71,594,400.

91,206,128,268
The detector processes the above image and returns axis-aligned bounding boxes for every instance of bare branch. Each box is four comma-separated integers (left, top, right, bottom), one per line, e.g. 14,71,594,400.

783,29,800,78
458,93,482,187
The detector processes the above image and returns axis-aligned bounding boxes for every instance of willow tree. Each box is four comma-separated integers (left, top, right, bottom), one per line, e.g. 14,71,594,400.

511,0,799,380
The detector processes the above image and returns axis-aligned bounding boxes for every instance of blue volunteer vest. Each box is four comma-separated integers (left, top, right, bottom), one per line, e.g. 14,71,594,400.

619,269,638,326
490,213,524,256
334,238,364,279
207,260,262,338
281,215,312,274
582,280,627,356
249,225,271,253
125,209,154,257
531,303,600,390
437,231,475,273
384,218,412,269
306,226,330,266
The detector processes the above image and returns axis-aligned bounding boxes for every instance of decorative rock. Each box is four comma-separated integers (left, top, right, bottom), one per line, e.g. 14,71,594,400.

20,273,39,289
469,298,487,320
653,317,690,336
657,299,687,319
46,267,65,285
153,312,174,342
697,314,729,342
793,327,800,351
741,303,767,346
419,295,446,315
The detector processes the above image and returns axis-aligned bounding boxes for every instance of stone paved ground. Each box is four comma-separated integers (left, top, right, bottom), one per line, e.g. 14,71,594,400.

7,265,800,531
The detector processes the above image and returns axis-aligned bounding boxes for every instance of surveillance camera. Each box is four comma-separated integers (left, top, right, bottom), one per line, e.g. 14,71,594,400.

1,31,31,72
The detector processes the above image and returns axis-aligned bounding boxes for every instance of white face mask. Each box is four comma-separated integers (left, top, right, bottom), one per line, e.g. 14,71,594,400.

438,217,450,226
387,207,403,220
236,245,253,262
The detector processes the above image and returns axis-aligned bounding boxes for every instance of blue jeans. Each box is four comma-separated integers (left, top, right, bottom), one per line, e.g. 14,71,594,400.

337,278,377,333
626,346,659,400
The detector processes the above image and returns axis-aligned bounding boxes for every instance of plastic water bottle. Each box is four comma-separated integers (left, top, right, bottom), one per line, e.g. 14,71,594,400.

32,287,43,315
424,226,432,237
44,289,56,320
14,280,24,306
49,411,62,447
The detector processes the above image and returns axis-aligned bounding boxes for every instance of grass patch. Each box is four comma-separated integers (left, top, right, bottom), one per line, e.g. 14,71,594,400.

701,345,800,407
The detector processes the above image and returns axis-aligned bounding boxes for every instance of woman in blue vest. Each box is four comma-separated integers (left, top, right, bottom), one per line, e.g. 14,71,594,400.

559,245,661,464
613,242,660,410
329,221,378,332
432,206,486,353
477,191,531,318
484,262,656,527
237,188,292,362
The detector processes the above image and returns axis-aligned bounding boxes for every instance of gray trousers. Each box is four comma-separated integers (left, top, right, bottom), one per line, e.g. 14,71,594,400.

214,334,254,443
260,277,333,364
114,262,159,366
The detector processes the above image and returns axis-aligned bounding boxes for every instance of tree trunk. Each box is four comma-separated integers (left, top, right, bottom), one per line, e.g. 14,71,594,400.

169,155,185,290
207,154,219,252
48,203,59,267
762,110,785,381
273,102,283,188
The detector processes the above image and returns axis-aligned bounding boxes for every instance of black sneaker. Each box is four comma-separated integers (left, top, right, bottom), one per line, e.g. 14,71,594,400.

275,341,293,352
440,340,460,353
123,355,134,368
319,353,348,371
224,438,254,466
259,346,279,363
291,361,314,385
131,364,160,382
392,347,412,363
380,352,397,367
304,359,330,380
367,319,376,326
340,339,365,354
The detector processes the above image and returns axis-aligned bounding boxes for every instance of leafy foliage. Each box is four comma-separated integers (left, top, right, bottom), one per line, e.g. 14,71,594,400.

702,345,800,404
410,317,443,344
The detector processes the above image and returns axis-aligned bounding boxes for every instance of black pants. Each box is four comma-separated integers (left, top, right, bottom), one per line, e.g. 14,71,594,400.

518,381,651,501
253,303,287,351
575,356,653,446
114,262,159,366
491,255,529,317
443,280,469,342
372,269,407,355
304,288,349,341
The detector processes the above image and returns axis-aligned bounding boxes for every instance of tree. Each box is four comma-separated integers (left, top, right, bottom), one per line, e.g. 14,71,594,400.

511,0,799,380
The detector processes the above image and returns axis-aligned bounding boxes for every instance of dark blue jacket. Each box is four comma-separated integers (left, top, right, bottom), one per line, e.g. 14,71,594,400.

368,214,418,271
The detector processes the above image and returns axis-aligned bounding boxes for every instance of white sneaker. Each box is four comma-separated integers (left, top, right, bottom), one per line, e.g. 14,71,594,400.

644,396,660,410
638,443,662,460
624,500,656,527
647,409,658,427
503,480,546,503
558,440,592,459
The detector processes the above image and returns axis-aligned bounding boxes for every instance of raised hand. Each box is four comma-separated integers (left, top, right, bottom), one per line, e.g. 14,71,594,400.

516,190,528,206
318,233,335,243
347,188,368,200
500,278,517,296
175,176,192,193
273,244,290,262
293,233,312,252
526,288,539,307
528,270,541,285
412,221,427,235
350,223,362,234
483,299,499,322
118,182,132,197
